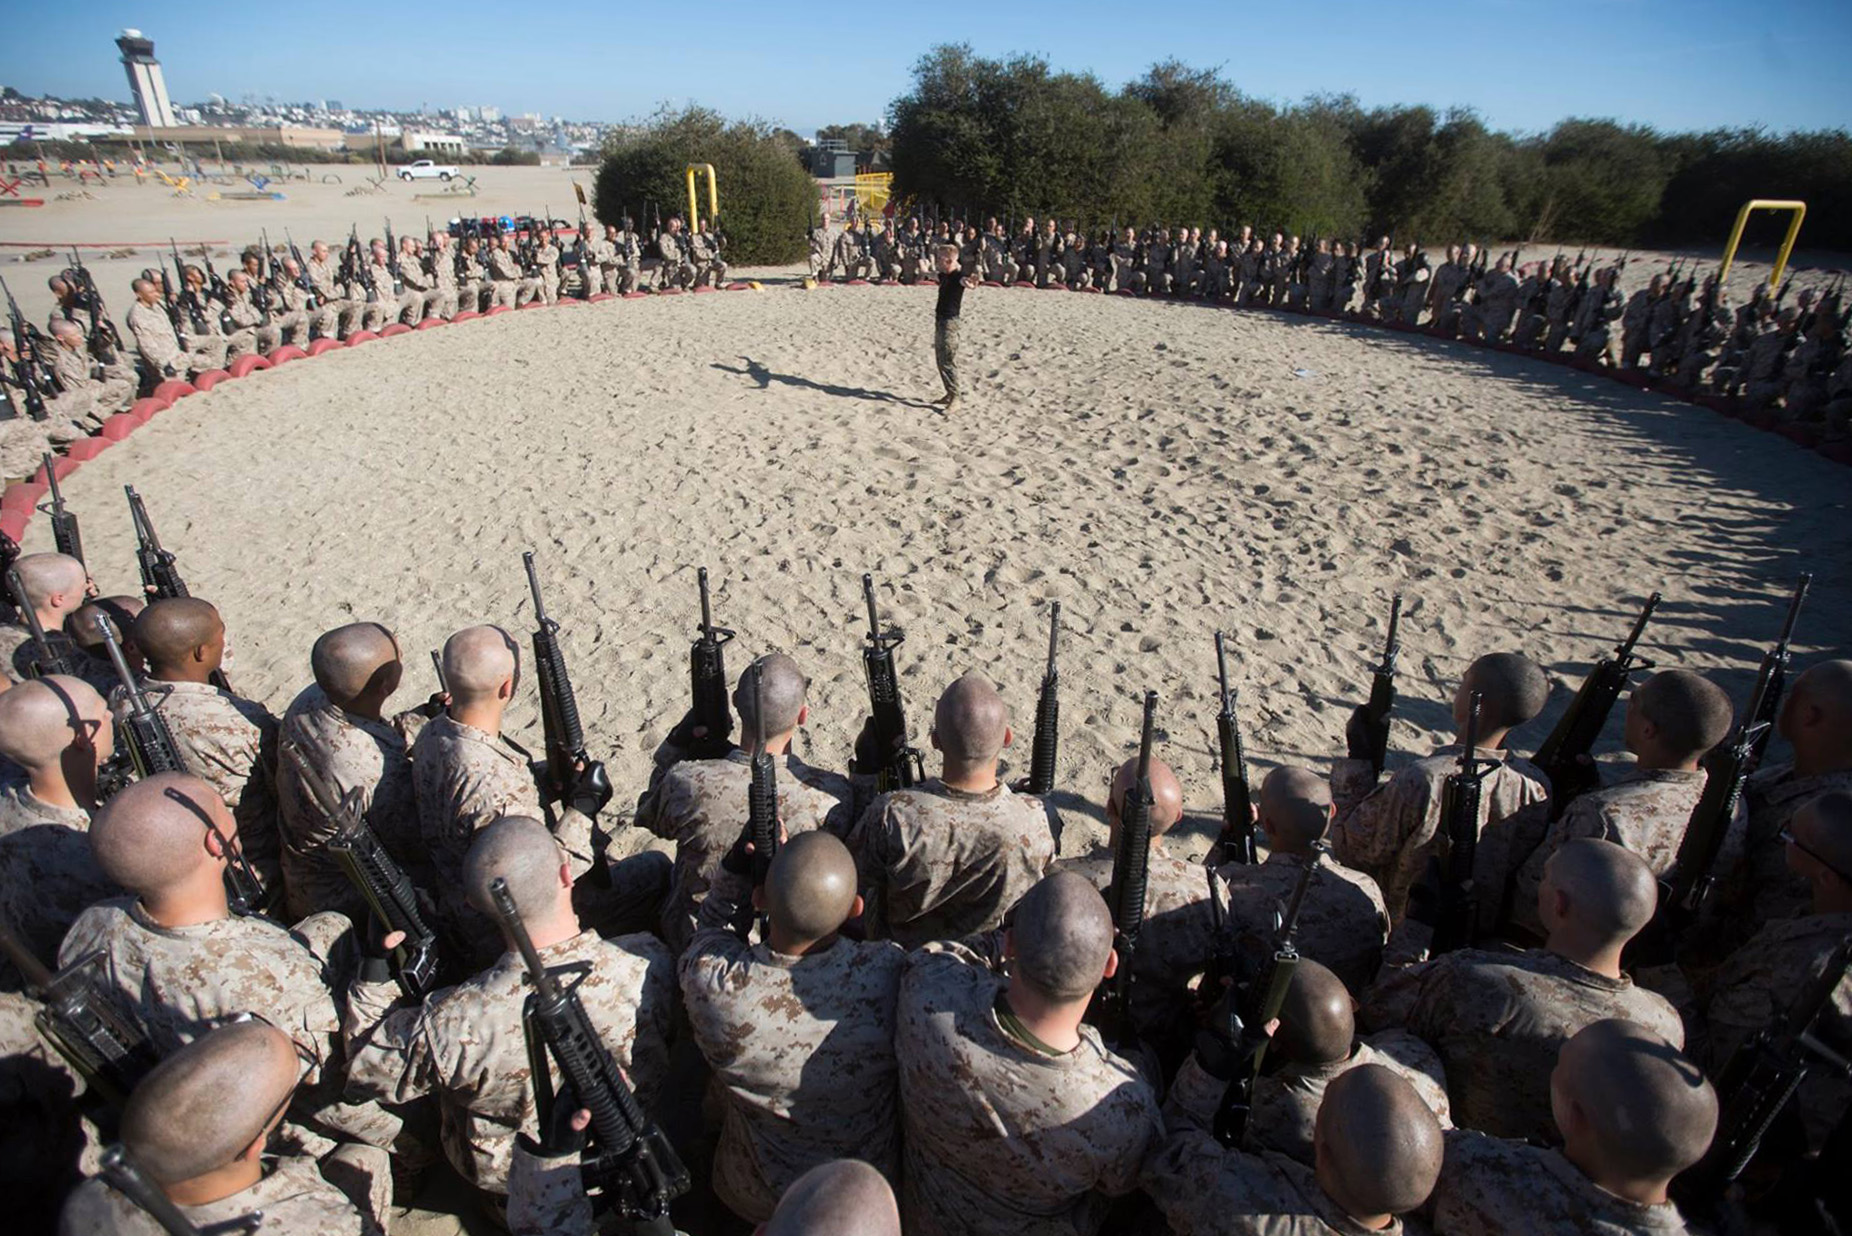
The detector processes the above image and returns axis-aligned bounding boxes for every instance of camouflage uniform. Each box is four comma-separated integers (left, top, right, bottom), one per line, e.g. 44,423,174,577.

1218,850,1390,995
1145,1052,1417,1236
1061,841,1215,1047
1431,1127,1696,1235
1361,946,1683,1143
111,678,282,893
59,1155,382,1236
1734,763,1852,938
507,1143,593,1236
410,714,599,965
1,988,88,1233
0,623,84,683
277,685,421,924
1331,746,1551,931
895,941,1162,1236
679,865,907,1221
343,928,673,1195
1508,768,1710,939
0,794,118,985
634,749,853,954
1247,1030,1453,1165
1699,911,1852,1151
850,780,1055,949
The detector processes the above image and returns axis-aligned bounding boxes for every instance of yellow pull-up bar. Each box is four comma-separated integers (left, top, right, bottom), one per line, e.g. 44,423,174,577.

685,164,718,229
1718,199,1806,292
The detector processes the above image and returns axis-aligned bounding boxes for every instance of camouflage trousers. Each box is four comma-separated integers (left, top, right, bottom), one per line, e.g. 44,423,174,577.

934,316,960,399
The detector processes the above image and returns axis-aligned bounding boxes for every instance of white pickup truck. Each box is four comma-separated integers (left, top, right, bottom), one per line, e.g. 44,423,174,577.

398,159,459,182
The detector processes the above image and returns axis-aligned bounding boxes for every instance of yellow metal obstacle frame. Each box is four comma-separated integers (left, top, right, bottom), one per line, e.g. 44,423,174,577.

1718,199,1805,291
855,172,893,215
685,163,717,227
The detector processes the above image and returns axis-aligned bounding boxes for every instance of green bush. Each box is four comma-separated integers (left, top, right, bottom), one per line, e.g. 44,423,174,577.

594,105,813,264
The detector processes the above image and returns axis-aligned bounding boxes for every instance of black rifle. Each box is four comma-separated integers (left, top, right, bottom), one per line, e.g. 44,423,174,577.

1026,602,1061,797
37,452,84,566
154,258,186,340
0,922,158,1112
1640,576,1812,959
283,229,318,302
1532,593,1661,816
524,551,611,819
1209,631,1257,867
5,566,79,677
1360,594,1404,778
1680,934,1852,1202
384,218,404,294
688,567,734,758
125,487,231,691
99,1146,222,1236
1210,840,1323,1146
2,274,55,421
489,878,690,1234
860,574,924,791
1095,691,1158,1049
284,745,440,998
735,661,780,941
167,239,209,334
1427,692,1502,956
97,616,269,916
65,248,125,354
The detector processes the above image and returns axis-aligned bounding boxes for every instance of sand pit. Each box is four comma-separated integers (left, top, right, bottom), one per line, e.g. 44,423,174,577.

17,284,1851,858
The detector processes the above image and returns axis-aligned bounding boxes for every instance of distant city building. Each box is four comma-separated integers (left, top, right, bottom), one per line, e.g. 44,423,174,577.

479,106,501,123
327,100,343,111
401,131,466,156
115,29,177,128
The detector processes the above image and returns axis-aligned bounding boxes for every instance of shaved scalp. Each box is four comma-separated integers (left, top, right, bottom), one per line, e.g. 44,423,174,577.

464,815,566,919
734,653,809,744
933,672,1008,762
1315,1065,1445,1217
71,596,144,653
91,773,229,894
1635,670,1733,760
1110,755,1184,836
1544,838,1659,944
1794,792,1852,881
0,675,104,769
764,1158,900,1236
310,622,402,706
1011,871,1114,1001
1791,660,1852,729
1557,1019,1717,1179
122,1021,298,1184
443,625,518,704
766,831,859,943
133,598,223,675
12,552,85,610
1260,766,1333,851
1464,653,1550,732
1275,959,1354,1066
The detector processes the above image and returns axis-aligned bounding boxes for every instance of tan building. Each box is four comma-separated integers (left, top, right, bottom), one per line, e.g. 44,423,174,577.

129,125,347,150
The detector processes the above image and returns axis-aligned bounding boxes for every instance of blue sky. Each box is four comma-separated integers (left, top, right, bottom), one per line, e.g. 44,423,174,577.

4,1,1848,137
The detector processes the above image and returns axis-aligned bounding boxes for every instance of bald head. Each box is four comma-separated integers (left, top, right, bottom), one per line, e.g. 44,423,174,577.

90,773,232,895
310,622,402,707
134,597,224,677
11,552,86,618
1275,959,1354,1066
734,653,809,745
1631,670,1733,763
763,1159,900,1236
121,1021,298,1185
1314,1065,1444,1218
71,596,145,655
1461,652,1549,733
1259,766,1333,853
1010,871,1114,1002
442,625,519,705
932,673,1008,763
464,815,568,921
1792,792,1852,895
766,831,859,943
1554,1019,1717,1181
1109,755,1184,837
1782,660,1852,761
1541,838,1658,946
0,675,105,770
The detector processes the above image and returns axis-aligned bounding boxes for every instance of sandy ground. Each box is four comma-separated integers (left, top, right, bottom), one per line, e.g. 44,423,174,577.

8,165,1852,1233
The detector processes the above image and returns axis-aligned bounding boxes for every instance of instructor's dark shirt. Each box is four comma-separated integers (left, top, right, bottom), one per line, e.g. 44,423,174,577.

936,270,966,321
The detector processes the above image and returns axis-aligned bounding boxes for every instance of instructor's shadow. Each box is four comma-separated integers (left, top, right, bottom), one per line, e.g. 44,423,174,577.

713,356,935,409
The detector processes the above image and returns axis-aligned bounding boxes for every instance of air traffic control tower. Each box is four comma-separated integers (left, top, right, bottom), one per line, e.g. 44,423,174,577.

116,29,178,128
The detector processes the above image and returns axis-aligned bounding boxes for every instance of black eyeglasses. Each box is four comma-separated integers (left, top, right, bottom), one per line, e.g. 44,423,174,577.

1781,828,1852,887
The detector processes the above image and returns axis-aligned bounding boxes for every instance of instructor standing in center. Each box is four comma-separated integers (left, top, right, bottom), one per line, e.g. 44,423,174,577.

933,243,979,414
